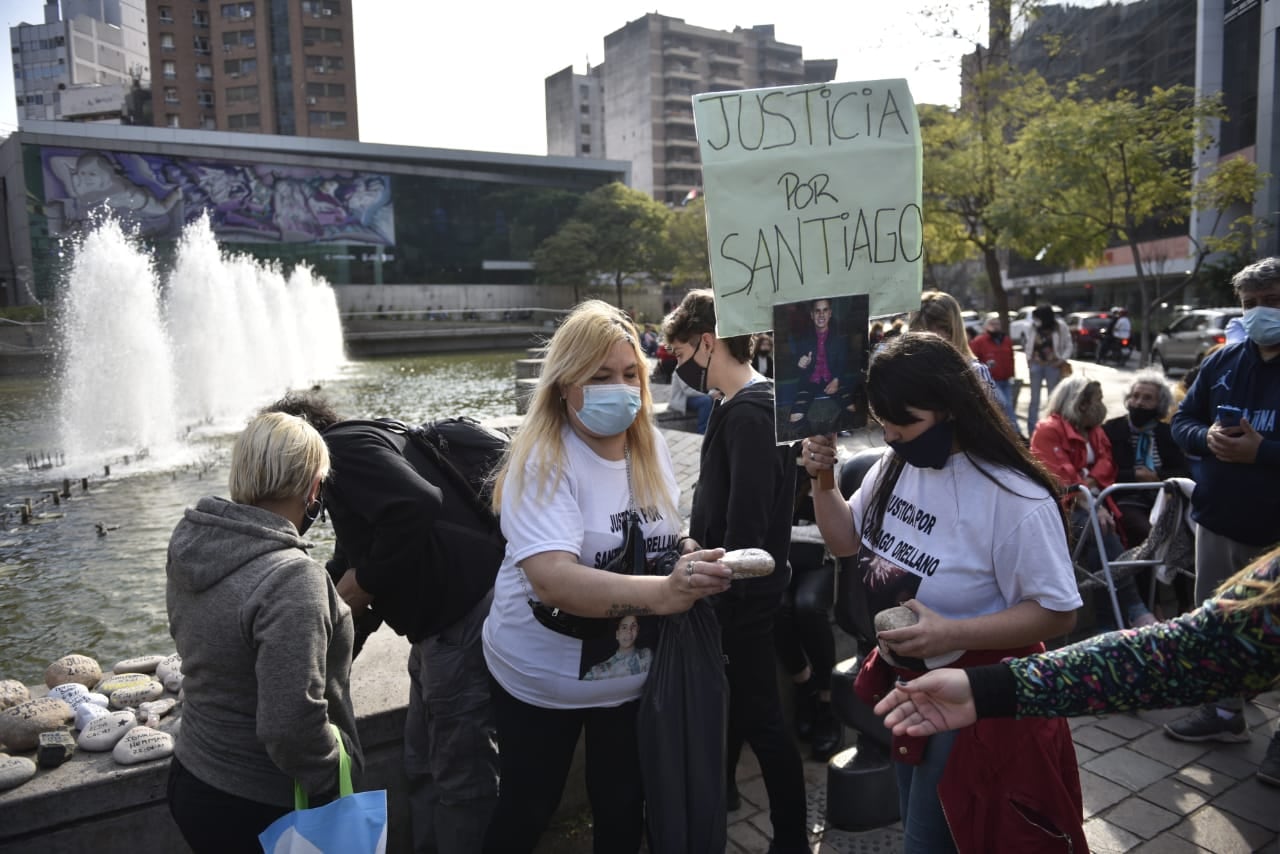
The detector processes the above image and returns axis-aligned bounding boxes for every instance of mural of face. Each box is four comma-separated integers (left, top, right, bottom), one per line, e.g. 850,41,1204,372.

71,158,113,196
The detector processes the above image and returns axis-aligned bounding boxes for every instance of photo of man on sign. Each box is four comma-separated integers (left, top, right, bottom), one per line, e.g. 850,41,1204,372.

774,294,869,441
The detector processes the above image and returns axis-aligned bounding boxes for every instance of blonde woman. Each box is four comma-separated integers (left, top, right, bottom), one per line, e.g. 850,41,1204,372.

166,412,359,853
910,290,998,397
481,300,730,854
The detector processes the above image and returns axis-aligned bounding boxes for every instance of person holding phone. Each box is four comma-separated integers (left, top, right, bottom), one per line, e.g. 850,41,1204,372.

1165,257,1280,785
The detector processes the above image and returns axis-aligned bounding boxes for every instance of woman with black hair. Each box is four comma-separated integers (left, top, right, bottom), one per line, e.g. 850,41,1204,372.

803,332,1085,854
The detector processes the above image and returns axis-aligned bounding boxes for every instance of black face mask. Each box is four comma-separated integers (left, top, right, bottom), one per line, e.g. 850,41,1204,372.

675,339,709,393
888,420,955,470
1127,406,1160,428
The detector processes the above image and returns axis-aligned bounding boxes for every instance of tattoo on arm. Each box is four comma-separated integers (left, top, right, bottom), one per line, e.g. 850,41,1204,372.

605,604,653,618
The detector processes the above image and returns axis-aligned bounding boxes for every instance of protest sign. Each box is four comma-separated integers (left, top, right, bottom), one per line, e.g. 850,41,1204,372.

693,79,923,337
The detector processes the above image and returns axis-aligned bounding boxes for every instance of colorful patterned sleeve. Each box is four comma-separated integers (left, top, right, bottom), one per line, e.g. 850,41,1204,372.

1006,558,1280,719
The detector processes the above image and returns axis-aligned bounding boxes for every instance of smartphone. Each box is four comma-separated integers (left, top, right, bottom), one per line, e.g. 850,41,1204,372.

1216,405,1243,429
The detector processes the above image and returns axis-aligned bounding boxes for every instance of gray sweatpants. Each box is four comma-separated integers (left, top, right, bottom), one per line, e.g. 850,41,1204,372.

1194,525,1269,712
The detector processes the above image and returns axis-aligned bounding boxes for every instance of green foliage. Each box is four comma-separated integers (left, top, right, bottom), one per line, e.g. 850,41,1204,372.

667,198,710,288
532,182,673,308
0,305,47,322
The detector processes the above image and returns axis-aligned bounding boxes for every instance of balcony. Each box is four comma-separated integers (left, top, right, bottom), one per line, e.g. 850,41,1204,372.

664,90,693,104
664,65,699,82
664,110,694,126
665,137,699,149
709,73,743,88
662,42,699,59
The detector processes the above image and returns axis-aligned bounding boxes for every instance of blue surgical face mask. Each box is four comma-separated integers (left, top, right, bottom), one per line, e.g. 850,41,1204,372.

575,383,642,436
1241,305,1280,347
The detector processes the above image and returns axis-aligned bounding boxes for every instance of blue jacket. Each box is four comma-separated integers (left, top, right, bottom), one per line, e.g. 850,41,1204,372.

1171,341,1280,546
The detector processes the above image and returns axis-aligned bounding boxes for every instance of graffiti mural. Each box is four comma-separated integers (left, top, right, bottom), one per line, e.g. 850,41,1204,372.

40,147,395,245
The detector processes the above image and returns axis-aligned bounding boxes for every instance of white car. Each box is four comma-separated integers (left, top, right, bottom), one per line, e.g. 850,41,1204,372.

1009,305,1064,351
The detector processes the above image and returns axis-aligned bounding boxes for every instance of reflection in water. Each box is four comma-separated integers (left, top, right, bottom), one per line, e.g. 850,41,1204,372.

0,350,520,683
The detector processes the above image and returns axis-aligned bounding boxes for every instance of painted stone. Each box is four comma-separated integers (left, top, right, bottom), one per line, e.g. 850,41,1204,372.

873,606,921,669
76,710,137,751
0,680,29,711
110,681,164,709
112,726,174,765
138,698,176,728
155,654,182,684
163,672,183,693
74,701,110,730
80,692,109,708
111,655,165,675
720,548,775,579
0,755,37,791
95,672,154,695
37,730,77,768
46,683,89,706
44,654,102,690
0,698,74,752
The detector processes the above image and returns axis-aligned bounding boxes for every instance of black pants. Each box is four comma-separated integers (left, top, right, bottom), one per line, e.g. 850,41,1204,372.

774,561,837,692
167,755,291,854
718,592,810,853
482,678,644,854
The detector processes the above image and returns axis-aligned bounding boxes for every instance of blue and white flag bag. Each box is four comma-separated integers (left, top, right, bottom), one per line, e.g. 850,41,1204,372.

258,724,387,854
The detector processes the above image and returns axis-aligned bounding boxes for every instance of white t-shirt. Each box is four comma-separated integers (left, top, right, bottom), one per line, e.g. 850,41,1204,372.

483,427,681,709
847,452,1082,668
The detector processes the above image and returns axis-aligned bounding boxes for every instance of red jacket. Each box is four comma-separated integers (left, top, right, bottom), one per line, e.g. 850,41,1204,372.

856,647,1085,853
971,332,1015,382
1031,414,1120,504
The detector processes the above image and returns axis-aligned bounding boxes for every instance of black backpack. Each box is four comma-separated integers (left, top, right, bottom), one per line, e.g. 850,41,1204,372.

326,416,509,644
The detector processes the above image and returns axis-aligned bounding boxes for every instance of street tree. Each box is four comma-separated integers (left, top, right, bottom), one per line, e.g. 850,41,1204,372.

532,220,596,305
533,182,672,309
667,198,710,289
1004,84,1262,361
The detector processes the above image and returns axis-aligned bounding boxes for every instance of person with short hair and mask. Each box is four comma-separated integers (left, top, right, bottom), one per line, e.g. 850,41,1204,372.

803,333,1084,854
480,300,731,853
662,289,808,853
1101,372,1189,548
1165,257,1280,784
1032,375,1157,629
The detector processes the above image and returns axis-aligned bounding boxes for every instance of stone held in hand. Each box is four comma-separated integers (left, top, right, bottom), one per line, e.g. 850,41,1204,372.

112,655,166,675
77,710,137,751
45,654,102,690
873,605,921,670
0,680,30,711
112,726,174,765
0,755,37,791
720,548,775,579
0,698,75,752
37,730,77,768
95,672,154,695
109,681,164,710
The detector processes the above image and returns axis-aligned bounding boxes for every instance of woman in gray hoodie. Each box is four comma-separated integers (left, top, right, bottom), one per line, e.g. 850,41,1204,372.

166,412,360,853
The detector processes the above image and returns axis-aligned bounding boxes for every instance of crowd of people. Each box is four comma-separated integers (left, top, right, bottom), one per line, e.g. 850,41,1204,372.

160,257,1279,853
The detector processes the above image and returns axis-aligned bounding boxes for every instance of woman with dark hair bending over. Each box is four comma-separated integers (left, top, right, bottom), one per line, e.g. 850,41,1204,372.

804,332,1085,854
875,545,1280,753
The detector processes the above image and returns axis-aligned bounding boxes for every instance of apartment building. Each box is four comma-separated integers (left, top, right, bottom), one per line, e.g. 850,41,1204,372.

10,0,150,123
547,14,835,204
146,0,358,138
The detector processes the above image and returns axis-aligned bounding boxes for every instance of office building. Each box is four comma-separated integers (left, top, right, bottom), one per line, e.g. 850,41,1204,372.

145,0,358,138
10,0,150,123
547,13,836,204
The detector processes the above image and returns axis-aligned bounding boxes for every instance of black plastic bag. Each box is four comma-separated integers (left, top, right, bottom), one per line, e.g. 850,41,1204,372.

637,598,728,854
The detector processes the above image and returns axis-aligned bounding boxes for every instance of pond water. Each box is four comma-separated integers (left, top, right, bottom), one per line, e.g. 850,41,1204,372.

0,350,522,684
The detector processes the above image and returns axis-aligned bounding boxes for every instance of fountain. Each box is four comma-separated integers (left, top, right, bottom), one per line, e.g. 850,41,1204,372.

55,215,347,468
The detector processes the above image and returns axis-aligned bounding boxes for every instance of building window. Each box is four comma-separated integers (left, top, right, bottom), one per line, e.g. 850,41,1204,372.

162,61,176,79
220,3,254,19
160,33,174,50
305,81,344,98
163,87,179,103
302,0,340,16
302,27,342,46
197,91,214,107
305,55,344,73
166,113,180,127
158,6,174,23
222,30,256,50
195,63,212,81
202,116,216,129
580,123,591,135
308,110,346,127
224,57,257,76
579,103,589,115
226,84,259,103
227,112,261,129
580,143,591,154
193,10,209,27
193,36,211,55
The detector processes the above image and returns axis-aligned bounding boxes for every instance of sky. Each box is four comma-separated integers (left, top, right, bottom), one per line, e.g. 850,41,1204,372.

1,0,998,155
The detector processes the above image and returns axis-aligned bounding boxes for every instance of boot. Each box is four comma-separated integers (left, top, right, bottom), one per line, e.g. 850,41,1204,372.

810,700,844,762
793,676,818,742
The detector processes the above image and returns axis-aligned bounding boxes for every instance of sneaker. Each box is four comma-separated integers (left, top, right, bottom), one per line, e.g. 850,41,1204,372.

1258,735,1280,787
1164,704,1249,743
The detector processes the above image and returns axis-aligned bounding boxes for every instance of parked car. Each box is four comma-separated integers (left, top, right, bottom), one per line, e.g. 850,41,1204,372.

1009,305,1065,352
1066,310,1112,359
961,310,983,339
1150,308,1243,374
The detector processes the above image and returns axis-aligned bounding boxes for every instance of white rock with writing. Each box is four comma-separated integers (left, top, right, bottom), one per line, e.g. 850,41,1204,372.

0,755,37,791
137,698,176,728
47,683,89,706
155,654,181,683
110,681,164,709
95,672,154,695
0,680,29,711
77,710,137,751
0,698,74,751
164,672,183,693
112,655,166,675
74,701,110,730
45,654,102,689
112,726,174,765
